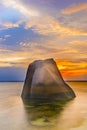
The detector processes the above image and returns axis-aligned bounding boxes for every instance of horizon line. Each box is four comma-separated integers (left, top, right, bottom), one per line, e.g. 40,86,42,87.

0,80,87,82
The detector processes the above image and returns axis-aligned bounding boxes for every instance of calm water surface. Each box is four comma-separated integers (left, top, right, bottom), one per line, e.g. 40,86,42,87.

0,82,87,130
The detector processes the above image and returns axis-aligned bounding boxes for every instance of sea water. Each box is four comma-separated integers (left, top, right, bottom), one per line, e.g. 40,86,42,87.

0,82,87,130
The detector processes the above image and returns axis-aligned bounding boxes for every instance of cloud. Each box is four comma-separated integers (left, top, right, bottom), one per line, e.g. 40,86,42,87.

55,40,87,61
0,40,68,68
0,0,87,81
19,41,60,54
0,43,47,68
2,0,39,18
4,34,11,38
55,59,87,80
1,0,87,37
0,38,5,42
70,40,87,46
58,11,87,33
0,34,11,43
61,3,87,15
25,16,87,36
3,22,19,28
0,38,86,67
0,21,19,30
0,62,12,67
70,40,87,54
0,48,28,68
0,39,87,80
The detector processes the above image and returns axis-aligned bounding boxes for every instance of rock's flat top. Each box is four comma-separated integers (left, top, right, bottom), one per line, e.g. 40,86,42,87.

21,58,76,100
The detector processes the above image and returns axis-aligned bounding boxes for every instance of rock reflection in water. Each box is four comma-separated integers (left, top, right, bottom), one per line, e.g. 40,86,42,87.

22,99,67,126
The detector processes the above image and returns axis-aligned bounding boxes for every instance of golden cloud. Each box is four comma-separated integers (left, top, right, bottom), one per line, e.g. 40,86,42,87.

0,44,48,68
61,3,87,15
25,16,87,36
70,40,87,46
69,40,87,54
0,44,87,80
1,38,87,69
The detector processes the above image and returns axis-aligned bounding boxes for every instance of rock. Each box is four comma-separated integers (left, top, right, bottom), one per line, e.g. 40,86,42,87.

21,58,76,100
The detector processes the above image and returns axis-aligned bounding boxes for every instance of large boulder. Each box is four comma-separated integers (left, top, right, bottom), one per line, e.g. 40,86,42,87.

21,58,75,100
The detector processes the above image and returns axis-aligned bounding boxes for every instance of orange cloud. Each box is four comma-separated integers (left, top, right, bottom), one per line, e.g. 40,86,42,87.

61,3,87,15
55,59,87,79
61,69,87,80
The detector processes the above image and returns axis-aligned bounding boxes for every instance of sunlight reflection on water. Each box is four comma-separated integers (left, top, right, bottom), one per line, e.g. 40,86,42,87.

0,82,87,130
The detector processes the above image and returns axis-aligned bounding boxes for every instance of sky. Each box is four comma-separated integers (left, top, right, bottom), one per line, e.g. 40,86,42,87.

0,0,87,81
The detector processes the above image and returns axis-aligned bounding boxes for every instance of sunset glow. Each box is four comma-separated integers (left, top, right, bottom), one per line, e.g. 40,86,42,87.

0,0,87,81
